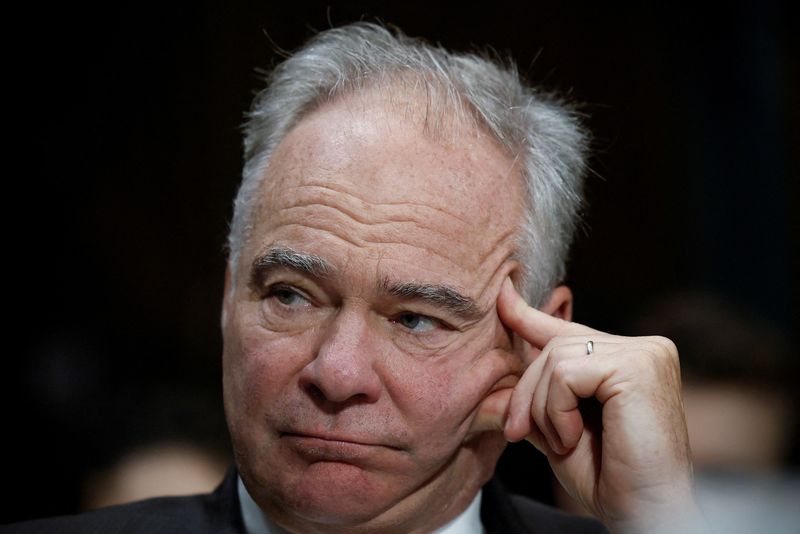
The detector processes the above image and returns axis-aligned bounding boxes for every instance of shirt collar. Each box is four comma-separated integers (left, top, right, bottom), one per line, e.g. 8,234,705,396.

238,476,484,534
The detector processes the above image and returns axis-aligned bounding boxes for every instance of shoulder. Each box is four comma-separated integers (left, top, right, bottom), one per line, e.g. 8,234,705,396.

3,469,243,534
481,478,608,534
3,494,219,534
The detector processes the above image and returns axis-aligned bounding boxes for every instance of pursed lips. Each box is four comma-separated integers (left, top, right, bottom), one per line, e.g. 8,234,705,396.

280,430,406,463
281,430,404,450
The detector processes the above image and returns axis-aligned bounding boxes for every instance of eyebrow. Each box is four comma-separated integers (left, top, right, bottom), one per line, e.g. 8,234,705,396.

249,245,333,287
379,278,483,322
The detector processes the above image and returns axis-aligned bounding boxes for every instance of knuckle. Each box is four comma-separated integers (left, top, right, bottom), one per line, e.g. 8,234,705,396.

540,341,557,358
552,360,570,382
647,335,679,357
636,339,682,384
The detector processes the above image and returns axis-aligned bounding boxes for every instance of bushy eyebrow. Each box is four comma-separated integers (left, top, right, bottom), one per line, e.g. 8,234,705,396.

378,278,483,322
249,245,333,288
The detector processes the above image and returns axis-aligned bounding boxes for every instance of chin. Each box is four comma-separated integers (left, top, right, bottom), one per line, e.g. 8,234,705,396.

268,461,411,528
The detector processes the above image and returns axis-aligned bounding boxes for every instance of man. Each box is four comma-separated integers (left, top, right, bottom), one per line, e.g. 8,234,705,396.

8,22,700,533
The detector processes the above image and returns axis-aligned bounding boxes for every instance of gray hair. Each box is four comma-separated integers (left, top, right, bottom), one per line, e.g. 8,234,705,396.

228,22,589,306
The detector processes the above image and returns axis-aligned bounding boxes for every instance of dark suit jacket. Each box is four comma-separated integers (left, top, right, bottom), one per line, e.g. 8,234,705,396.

5,468,608,533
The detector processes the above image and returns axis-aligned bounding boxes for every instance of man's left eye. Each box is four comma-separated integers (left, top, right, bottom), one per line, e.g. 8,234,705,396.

395,313,439,333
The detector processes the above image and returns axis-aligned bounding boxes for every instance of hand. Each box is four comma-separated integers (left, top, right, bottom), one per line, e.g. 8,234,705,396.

491,278,701,532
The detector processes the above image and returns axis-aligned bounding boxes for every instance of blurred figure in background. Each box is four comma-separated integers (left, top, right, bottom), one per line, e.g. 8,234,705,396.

636,291,799,533
76,386,230,510
82,441,228,510
637,291,795,471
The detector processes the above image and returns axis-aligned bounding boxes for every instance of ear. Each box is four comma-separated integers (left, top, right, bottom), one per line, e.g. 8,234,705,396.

539,285,573,322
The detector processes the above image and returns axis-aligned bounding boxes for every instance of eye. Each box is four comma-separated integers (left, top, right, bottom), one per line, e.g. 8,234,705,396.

266,285,310,307
395,312,439,333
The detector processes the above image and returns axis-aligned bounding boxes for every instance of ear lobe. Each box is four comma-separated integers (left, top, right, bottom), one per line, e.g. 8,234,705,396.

539,285,573,322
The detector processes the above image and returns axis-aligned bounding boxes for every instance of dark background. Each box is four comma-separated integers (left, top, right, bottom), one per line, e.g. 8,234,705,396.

8,0,797,524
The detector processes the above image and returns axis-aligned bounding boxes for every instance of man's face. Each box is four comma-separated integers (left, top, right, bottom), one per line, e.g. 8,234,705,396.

222,90,525,532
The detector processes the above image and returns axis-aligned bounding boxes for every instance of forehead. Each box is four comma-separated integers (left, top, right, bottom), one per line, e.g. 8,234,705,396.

246,90,524,283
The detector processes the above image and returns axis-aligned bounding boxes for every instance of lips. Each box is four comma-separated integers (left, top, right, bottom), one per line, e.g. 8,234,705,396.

281,432,402,463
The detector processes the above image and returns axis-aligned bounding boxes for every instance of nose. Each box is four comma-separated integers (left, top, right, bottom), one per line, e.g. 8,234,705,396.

298,309,382,405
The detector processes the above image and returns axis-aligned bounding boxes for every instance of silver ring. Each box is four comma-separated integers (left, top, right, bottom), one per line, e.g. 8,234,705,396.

586,340,594,355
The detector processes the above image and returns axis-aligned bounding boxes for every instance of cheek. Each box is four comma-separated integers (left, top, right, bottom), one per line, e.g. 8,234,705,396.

381,336,503,449
224,314,319,419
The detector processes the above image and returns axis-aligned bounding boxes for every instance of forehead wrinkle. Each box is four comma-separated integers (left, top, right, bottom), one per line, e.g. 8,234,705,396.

475,229,518,265
282,182,471,233
273,222,473,275
281,201,419,225
277,202,465,245
291,183,469,225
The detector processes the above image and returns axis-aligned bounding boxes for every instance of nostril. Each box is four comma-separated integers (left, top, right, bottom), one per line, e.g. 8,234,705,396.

301,379,376,408
303,382,326,402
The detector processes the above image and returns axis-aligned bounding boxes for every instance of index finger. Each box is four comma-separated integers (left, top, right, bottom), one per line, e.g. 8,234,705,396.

497,278,596,349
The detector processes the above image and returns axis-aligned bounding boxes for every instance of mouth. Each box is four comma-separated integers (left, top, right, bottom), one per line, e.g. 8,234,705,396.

281,431,403,449
280,432,403,463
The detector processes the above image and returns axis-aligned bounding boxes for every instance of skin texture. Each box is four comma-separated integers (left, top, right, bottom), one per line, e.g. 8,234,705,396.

221,87,699,533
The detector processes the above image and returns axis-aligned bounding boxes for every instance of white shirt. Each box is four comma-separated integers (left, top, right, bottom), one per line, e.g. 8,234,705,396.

238,476,484,534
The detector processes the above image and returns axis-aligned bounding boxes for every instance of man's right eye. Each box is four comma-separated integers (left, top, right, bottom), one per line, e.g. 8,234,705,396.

266,285,309,307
